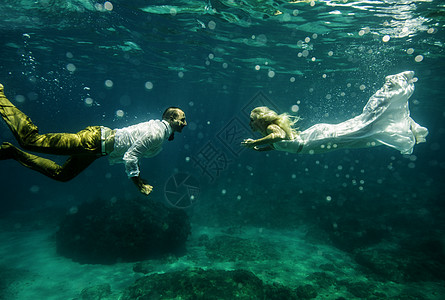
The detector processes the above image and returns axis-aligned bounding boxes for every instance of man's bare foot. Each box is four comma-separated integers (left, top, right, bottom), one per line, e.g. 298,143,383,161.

0,142,16,160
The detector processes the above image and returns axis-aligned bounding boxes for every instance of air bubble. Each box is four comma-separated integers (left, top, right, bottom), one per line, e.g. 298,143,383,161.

208,21,216,30
66,63,76,72
104,1,113,11
84,98,93,106
382,35,390,42
145,81,153,90
15,95,26,103
105,79,113,88
115,109,124,118
414,55,423,62
30,185,40,193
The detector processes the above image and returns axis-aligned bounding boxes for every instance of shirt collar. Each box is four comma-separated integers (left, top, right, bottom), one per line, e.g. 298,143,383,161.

161,119,172,139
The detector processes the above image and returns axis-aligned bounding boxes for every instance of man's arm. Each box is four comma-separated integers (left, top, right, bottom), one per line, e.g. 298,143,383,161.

122,138,153,195
124,126,164,196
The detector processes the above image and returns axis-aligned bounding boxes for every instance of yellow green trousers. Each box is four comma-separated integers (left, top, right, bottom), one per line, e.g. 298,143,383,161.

0,87,102,182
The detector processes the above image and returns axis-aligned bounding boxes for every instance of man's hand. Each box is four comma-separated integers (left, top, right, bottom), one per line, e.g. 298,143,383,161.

131,176,153,195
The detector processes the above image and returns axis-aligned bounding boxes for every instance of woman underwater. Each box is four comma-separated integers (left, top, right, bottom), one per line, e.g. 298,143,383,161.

241,71,428,155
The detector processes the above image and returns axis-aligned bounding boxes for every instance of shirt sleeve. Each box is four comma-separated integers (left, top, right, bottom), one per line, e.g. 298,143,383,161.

122,124,164,177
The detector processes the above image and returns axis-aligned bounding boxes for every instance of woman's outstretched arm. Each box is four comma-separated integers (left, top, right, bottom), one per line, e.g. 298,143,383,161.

241,124,286,149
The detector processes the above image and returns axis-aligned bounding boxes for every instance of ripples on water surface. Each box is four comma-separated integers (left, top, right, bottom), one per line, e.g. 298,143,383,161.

1,0,443,89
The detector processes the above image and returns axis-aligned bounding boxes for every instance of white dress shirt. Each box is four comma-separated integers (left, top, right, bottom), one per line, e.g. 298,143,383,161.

108,119,172,177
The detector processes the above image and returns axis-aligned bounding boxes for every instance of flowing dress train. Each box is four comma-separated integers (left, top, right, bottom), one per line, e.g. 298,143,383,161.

273,71,428,155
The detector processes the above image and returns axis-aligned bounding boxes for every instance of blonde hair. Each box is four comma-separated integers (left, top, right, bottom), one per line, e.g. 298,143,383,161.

250,106,299,139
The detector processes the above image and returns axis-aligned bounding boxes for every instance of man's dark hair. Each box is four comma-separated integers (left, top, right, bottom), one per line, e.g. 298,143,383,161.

162,107,181,120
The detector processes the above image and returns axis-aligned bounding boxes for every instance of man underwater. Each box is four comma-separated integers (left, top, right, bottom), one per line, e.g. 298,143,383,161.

0,83,187,195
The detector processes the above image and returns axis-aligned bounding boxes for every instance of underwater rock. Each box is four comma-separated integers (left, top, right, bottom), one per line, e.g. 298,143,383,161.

204,235,279,261
56,198,191,264
0,267,29,299
121,268,297,300
133,254,179,274
306,272,337,289
355,248,406,282
296,284,317,299
79,284,111,300
355,239,445,283
323,217,388,252
197,233,210,246
343,281,375,298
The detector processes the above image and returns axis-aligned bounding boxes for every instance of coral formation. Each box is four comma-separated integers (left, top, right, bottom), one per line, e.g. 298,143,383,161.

56,198,191,264
122,268,297,300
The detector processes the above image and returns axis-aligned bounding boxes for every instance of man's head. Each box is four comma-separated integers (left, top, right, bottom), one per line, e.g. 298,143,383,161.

162,107,187,140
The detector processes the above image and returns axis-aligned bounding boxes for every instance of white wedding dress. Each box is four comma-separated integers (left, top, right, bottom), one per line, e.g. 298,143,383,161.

273,71,428,155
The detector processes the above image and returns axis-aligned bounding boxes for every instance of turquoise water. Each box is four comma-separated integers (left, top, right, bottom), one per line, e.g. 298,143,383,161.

0,0,444,299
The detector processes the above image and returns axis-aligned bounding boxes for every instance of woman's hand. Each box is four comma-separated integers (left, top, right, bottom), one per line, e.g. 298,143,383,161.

241,138,256,148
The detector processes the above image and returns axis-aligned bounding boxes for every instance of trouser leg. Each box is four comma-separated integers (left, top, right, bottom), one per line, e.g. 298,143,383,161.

0,85,101,155
0,84,102,181
1,142,98,182
0,84,40,146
